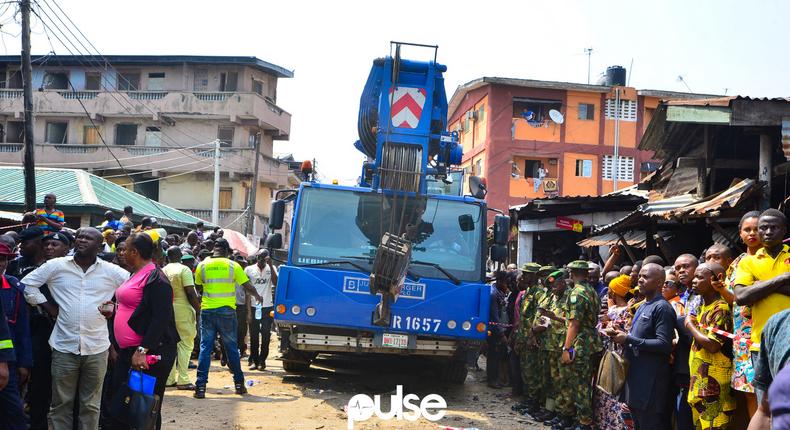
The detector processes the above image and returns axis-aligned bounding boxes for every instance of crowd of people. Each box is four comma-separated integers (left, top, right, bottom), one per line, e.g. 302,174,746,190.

0,195,278,429
488,208,790,430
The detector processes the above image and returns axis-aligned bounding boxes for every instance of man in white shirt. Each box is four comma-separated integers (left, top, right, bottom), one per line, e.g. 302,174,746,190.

22,227,128,430
244,249,278,370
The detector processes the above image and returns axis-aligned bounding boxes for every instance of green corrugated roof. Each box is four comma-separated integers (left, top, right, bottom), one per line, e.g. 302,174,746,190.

0,166,211,229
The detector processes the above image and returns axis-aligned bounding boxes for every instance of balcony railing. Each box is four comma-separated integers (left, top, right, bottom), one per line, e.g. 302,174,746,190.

53,145,101,154
0,144,21,153
0,89,291,136
127,91,167,100
179,208,249,230
194,92,231,102
0,90,23,99
58,91,98,100
126,146,169,156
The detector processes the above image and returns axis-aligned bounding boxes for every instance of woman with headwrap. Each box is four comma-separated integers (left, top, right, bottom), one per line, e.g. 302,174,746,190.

594,274,635,430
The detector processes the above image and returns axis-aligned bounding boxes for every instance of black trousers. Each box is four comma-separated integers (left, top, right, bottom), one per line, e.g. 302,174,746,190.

486,337,503,384
248,307,273,367
508,350,523,395
109,344,177,430
28,318,54,430
630,407,668,430
236,306,248,355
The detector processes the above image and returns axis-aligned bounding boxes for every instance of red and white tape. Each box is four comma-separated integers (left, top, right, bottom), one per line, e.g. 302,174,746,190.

700,324,759,349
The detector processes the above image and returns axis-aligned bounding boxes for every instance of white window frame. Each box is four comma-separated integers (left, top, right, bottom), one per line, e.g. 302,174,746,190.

604,99,637,121
602,155,634,181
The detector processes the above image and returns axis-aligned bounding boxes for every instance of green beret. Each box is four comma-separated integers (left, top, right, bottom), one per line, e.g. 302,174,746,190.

547,270,566,280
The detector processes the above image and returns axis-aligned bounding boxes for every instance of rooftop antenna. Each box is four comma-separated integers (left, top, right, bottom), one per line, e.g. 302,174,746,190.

677,75,693,92
627,58,634,87
584,47,593,84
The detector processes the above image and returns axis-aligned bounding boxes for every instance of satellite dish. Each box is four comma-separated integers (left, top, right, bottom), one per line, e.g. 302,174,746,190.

549,109,564,124
469,176,487,199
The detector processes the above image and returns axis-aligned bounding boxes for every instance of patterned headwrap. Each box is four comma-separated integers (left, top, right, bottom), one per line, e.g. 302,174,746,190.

609,274,632,298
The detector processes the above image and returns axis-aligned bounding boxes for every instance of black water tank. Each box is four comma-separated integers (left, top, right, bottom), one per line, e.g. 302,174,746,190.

605,66,626,86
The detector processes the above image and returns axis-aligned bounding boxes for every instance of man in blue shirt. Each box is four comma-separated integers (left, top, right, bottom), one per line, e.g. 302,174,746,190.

487,271,508,389
610,263,675,430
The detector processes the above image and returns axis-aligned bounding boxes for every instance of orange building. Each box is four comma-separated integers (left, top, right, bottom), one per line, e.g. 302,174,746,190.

447,74,714,218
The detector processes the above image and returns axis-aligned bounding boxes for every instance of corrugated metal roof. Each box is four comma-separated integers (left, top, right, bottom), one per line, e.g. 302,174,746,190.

643,193,698,216
656,179,757,219
666,96,735,107
578,231,671,249
0,166,208,228
665,96,790,107
0,210,22,221
590,180,757,236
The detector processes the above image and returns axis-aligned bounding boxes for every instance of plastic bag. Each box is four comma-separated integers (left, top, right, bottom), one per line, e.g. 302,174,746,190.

596,349,628,396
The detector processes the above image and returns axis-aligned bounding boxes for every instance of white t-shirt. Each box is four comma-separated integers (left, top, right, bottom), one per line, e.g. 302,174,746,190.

244,263,277,308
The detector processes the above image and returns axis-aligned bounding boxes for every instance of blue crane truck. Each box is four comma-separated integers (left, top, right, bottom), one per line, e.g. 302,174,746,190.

266,42,509,383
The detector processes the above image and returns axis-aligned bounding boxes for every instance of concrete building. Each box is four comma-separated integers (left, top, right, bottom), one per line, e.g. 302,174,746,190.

447,70,715,219
0,55,295,234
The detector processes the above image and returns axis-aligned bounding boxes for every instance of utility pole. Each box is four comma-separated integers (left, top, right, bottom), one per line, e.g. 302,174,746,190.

21,0,36,211
211,139,220,225
613,88,621,191
584,47,593,85
244,133,261,236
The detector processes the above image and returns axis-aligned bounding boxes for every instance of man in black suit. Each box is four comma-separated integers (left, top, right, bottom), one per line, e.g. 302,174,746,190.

609,263,675,430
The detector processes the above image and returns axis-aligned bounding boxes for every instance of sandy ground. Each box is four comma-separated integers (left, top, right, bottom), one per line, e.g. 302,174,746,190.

161,337,543,430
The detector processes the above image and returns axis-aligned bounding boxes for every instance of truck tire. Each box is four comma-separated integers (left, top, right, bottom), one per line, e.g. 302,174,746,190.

282,359,311,373
439,359,468,384
281,347,313,373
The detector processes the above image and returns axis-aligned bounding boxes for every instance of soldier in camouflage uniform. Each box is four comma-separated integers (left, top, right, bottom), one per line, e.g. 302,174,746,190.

559,260,605,430
524,266,557,422
514,263,542,413
541,270,574,429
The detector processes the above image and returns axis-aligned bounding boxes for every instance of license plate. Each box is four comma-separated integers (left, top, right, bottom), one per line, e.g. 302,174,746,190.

381,333,409,349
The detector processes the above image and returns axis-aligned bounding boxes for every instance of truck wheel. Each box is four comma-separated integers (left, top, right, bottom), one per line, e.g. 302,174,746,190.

439,359,468,384
282,359,311,373
281,347,313,373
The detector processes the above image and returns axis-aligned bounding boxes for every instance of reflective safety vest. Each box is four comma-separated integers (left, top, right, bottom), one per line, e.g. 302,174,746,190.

196,257,246,310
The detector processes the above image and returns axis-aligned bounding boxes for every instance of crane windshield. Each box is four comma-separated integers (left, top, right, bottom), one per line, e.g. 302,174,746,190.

291,187,484,283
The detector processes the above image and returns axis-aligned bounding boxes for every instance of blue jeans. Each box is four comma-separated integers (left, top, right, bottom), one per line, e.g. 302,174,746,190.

196,307,245,386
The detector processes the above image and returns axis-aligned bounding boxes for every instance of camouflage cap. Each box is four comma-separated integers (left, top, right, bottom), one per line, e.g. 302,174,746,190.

567,260,590,270
537,265,556,276
521,262,541,273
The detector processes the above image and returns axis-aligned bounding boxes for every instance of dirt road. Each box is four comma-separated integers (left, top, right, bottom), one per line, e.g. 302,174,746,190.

161,338,542,430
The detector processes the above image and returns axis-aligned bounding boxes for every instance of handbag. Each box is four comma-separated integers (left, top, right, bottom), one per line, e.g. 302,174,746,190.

596,349,628,396
109,369,161,430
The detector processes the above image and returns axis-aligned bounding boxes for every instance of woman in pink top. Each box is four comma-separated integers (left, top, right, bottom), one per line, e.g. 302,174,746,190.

108,234,179,430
